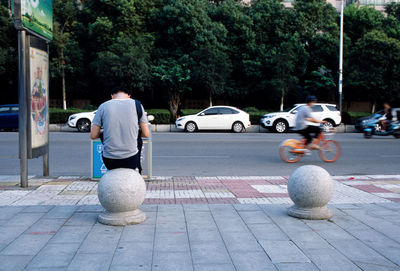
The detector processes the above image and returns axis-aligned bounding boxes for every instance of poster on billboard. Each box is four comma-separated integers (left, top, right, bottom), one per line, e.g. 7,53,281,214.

13,0,53,41
28,37,49,158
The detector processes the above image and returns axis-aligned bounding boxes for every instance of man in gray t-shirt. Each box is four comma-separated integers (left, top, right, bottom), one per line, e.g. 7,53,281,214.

295,96,326,149
90,87,149,170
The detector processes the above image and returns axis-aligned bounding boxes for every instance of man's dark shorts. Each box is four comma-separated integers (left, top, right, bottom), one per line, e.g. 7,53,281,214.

102,153,140,171
298,125,321,144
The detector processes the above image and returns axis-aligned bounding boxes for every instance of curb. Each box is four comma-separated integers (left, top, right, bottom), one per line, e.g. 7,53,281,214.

49,124,77,132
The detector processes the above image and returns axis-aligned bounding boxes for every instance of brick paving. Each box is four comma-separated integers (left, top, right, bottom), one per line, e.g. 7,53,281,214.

0,175,400,270
1,175,400,206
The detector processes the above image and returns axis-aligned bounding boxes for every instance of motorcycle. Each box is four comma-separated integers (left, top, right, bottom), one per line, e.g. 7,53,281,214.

364,119,400,139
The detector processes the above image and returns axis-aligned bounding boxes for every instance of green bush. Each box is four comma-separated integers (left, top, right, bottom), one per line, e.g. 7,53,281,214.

48,107,275,125
146,109,171,124
243,107,259,113
249,112,269,125
342,111,372,124
182,109,202,115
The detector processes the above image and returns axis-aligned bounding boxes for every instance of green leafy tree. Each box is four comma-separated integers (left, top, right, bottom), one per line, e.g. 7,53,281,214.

190,1,231,106
270,36,306,111
294,0,339,98
246,0,307,110
0,0,18,101
152,55,191,121
92,34,152,91
84,0,154,99
192,47,231,106
210,0,254,101
304,65,336,101
347,30,400,108
386,2,400,22
152,0,229,116
51,0,81,109
344,4,384,42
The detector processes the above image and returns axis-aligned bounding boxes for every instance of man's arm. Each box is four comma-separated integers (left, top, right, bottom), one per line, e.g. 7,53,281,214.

90,125,101,140
140,122,150,138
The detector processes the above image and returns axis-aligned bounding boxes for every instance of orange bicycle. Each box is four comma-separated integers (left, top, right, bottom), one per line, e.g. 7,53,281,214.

279,126,341,163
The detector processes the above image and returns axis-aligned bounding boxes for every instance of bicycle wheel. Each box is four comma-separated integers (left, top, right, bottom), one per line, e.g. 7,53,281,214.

280,145,303,163
319,140,341,162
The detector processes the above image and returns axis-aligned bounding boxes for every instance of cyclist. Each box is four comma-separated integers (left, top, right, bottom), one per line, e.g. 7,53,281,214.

295,95,326,150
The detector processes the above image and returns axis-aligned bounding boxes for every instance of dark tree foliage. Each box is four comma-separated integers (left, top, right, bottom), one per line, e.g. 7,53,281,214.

3,0,400,111
0,0,18,103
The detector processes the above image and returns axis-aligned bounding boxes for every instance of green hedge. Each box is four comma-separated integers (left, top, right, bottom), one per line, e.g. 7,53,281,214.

146,109,171,124
342,111,371,125
51,107,370,125
242,107,270,125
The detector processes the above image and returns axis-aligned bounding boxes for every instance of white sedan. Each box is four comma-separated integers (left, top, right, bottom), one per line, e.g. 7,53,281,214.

175,106,251,133
68,111,96,132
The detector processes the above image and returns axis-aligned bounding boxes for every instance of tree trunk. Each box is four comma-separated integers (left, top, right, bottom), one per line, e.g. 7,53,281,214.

61,48,67,110
168,90,181,123
372,101,376,113
209,91,213,107
280,88,285,112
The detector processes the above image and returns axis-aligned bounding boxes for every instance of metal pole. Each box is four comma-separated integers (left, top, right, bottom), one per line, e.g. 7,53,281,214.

43,153,49,176
43,42,50,177
338,0,344,113
18,30,28,188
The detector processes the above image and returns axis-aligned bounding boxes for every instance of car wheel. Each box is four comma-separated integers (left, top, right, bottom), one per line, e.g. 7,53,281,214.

185,121,197,133
232,121,244,133
322,119,334,130
77,119,91,132
273,119,288,133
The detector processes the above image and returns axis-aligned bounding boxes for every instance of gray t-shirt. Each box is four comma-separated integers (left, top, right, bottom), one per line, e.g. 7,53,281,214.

295,105,313,131
92,99,148,159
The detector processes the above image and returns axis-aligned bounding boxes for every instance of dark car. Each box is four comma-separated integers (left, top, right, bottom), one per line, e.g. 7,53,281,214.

0,104,19,131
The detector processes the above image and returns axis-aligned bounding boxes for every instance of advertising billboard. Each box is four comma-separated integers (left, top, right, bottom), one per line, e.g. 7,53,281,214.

29,47,49,151
27,36,49,158
13,0,53,41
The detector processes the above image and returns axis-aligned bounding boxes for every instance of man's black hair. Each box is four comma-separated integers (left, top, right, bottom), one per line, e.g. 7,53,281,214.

111,86,131,96
306,95,317,103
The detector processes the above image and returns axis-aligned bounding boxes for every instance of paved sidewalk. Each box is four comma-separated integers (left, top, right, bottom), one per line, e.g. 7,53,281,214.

1,175,400,206
0,175,400,270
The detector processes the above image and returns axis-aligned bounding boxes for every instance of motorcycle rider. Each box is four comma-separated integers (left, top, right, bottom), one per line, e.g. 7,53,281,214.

379,102,393,132
295,95,327,150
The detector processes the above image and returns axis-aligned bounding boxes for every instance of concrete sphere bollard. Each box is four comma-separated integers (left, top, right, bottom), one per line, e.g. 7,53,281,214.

287,165,334,220
97,168,146,226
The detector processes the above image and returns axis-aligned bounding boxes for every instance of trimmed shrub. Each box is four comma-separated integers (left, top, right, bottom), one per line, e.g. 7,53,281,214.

146,109,171,124
243,107,259,113
249,112,267,125
48,107,275,125
182,109,202,115
342,111,371,125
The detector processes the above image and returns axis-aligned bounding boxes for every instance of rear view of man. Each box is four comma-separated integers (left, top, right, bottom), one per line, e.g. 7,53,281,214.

295,95,326,150
90,86,150,171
